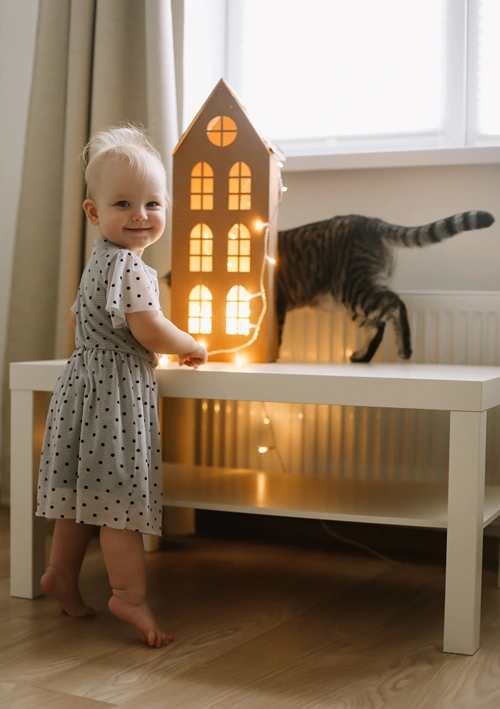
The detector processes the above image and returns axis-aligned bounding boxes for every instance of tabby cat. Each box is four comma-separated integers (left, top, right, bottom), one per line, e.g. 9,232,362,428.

276,210,495,362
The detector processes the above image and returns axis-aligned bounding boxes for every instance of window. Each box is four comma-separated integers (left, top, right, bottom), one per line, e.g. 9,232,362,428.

226,286,250,335
183,0,500,161
188,285,212,334
228,162,251,210
227,224,251,272
190,162,213,210
189,223,213,272
469,0,500,143
207,115,238,146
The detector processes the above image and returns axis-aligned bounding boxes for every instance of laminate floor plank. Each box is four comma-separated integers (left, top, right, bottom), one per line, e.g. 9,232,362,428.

2,506,500,709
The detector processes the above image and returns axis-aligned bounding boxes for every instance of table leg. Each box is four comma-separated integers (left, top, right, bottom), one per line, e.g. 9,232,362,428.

444,410,486,654
10,390,46,598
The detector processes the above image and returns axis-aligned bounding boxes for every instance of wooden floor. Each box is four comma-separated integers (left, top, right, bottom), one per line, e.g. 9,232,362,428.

2,510,500,708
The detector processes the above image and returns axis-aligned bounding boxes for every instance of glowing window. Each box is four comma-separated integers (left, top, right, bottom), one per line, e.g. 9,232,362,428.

227,224,251,273
190,162,214,210
228,162,251,210
226,285,250,335
188,285,212,334
207,115,237,146
189,224,213,272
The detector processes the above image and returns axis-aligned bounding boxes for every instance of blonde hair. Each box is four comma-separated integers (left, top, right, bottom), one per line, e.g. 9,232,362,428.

82,124,167,198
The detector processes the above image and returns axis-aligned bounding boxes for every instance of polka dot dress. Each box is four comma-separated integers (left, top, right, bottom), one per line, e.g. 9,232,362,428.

36,239,163,535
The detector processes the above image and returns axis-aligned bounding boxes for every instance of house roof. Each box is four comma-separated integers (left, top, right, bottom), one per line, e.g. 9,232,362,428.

173,78,286,163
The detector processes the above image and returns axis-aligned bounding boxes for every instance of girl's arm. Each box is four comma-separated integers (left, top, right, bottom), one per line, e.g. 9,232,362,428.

70,310,77,330
126,310,207,367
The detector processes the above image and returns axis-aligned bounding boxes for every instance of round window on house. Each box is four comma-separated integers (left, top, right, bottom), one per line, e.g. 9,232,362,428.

207,116,237,146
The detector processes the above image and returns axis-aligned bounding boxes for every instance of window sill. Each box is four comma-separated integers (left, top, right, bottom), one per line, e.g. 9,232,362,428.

282,146,500,173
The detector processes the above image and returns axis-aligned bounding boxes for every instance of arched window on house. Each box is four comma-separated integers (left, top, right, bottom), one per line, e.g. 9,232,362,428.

226,285,250,335
190,162,214,210
188,285,212,334
228,162,251,210
189,223,213,272
227,224,251,272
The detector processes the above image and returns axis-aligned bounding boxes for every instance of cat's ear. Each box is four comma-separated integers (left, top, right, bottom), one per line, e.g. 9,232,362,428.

83,199,99,225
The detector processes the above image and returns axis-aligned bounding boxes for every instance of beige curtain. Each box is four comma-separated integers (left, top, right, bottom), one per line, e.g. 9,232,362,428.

1,0,181,503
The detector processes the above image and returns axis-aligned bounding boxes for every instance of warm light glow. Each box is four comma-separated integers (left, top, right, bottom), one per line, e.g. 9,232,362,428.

235,355,245,368
188,285,212,334
258,446,269,454
255,219,267,230
263,417,270,425
228,162,251,210
298,412,304,420
214,403,220,413
257,472,267,504
206,115,237,146
158,354,170,367
282,186,288,192
266,256,276,264
227,224,251,272
345,349,353,359
226,285,250,335
190,163,214,211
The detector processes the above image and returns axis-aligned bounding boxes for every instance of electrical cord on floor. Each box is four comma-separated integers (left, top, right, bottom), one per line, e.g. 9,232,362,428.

320,520,402,566
259,405,405,567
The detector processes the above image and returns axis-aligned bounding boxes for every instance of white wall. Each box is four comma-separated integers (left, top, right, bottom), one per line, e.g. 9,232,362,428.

0,0,39,500
279,164,500,292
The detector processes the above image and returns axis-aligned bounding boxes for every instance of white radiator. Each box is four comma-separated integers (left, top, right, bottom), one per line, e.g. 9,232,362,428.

196,292,500,486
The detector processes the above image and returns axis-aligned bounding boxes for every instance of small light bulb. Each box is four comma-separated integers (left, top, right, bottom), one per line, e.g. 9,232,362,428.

298,412,304,420
263,417,270,425
266,256,276,264
235,355,245,368
258,446,269,454
282,186,288,192
158,354,170,366
278,161,284,168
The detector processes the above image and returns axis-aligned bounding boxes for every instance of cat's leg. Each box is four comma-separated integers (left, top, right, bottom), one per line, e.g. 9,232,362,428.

350,290,411,362
391,297,412,360
275,289,288,350
351,323,386,363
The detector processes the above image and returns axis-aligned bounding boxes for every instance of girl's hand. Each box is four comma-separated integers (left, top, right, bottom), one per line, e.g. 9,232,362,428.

178,343,208,369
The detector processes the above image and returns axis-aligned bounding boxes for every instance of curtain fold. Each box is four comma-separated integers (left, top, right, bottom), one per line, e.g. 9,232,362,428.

1,0,180,503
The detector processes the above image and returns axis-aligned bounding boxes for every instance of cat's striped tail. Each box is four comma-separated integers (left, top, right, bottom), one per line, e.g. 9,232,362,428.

381,210,494,247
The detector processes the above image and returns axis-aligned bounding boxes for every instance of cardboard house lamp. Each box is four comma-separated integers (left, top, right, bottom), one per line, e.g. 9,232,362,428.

170,79,285,364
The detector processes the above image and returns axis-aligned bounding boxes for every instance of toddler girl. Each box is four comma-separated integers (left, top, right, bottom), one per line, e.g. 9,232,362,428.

36,125,207,648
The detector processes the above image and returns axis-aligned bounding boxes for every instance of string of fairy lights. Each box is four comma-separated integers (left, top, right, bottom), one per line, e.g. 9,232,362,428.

205,155,286,361
158,154,402,566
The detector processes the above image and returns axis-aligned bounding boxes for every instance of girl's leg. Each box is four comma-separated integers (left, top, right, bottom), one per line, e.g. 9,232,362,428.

100,527,173,648
41,519,96,617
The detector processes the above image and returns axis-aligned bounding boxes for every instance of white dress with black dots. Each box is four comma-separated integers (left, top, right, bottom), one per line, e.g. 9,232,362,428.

37,238,164,535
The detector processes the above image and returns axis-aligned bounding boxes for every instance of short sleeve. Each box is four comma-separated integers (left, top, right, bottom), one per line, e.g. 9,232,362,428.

106,250,161,328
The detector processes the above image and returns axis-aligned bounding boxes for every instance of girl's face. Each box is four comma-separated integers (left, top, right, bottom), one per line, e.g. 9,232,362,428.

83,156,167,257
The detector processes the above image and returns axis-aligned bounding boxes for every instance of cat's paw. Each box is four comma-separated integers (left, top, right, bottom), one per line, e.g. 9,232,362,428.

399,348,413,360
350,350,373,363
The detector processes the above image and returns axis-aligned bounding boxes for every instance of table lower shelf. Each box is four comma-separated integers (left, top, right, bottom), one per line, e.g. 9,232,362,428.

162,463,500,529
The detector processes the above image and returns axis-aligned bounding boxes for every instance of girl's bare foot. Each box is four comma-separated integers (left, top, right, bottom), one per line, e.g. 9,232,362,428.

108,594,173,648
41,565,96,617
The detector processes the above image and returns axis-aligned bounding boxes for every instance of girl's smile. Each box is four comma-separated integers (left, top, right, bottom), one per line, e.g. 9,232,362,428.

83,156,167,257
